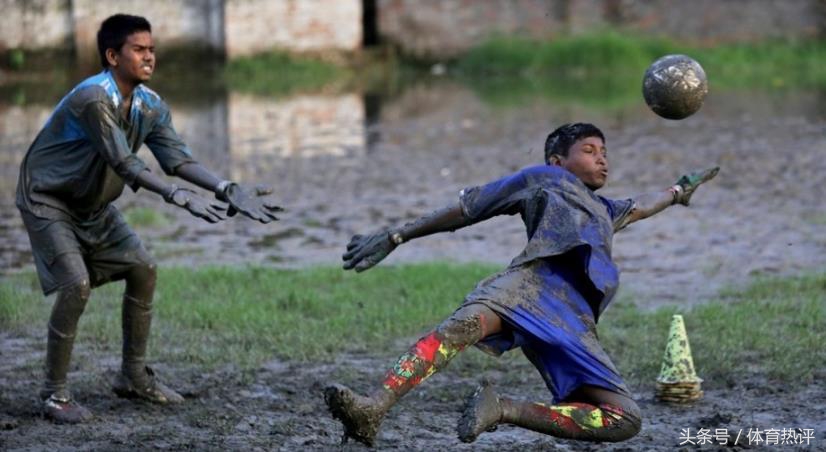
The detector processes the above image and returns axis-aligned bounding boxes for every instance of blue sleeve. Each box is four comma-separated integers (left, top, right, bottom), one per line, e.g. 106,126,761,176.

144,103,196,175
459,170,532,221
600,196,636,231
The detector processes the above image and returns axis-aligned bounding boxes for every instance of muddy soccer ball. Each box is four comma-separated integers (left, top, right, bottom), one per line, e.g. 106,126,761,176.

642,54,708,120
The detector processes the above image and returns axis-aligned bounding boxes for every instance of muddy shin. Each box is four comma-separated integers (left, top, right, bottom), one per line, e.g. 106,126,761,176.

42,279,91,398
122,263,156,385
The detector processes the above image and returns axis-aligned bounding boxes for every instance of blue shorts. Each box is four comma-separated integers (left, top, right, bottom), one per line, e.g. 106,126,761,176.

463,258,630,403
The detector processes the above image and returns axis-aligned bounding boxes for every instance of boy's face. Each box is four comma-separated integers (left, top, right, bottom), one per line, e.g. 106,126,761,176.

551,136,608,190
107,31,155,86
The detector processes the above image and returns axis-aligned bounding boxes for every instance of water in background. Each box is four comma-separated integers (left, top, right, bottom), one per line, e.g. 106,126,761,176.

2,64,825,307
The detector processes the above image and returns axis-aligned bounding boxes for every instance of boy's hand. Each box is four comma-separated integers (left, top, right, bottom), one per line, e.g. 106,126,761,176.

342,229,397,272
672,167,719,206
220,183,283,223
165,186,227,223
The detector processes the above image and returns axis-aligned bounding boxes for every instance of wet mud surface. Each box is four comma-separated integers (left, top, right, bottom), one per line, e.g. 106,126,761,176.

3,82,824,309
2,330,824,451
2,82,825,449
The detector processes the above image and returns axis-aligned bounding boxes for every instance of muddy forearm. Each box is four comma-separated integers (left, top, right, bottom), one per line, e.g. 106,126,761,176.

626,188,678,224
394,203,473,243
133,169,178,198
175,162,225,196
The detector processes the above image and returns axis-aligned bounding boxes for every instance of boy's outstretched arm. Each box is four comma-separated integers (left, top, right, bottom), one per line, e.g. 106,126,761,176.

175,162,283,223
622,167,719,227
343,203,473,272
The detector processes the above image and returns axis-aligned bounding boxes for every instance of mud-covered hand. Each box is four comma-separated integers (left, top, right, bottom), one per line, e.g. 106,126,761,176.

165,185,227,223
220,183,283,223
672,167,719,206
342,229,397,272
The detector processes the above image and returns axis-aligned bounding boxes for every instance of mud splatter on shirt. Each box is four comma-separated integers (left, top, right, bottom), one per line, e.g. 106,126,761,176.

459,165,633,317
16,69,195,221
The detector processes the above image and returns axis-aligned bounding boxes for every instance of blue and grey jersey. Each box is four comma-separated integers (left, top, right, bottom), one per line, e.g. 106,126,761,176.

459,165,635,315
16,69,195,220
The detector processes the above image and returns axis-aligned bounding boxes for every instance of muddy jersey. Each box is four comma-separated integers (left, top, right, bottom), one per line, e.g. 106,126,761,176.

16,69,195,220
459,165,634,317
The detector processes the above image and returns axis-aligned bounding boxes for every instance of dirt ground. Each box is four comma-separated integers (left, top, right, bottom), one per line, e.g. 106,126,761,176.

1,329,824,451
2,82,825,450
2,83,825,308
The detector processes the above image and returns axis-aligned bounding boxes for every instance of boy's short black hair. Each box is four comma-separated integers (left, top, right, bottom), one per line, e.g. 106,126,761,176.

97,14,152,68
544,123,605,163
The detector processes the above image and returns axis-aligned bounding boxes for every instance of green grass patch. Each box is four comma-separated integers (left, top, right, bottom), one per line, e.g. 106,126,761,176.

1,265,823,388
224,51,350,97
601,272,826,387
122,206,171,229
454,33,826,108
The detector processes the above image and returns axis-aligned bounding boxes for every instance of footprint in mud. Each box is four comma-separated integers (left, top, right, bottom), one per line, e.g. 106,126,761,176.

0,414,20,431
248,227,305,248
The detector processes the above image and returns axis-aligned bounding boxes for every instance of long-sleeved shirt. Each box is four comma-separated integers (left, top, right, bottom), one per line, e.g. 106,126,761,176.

459,165,635,317
16,69,195,221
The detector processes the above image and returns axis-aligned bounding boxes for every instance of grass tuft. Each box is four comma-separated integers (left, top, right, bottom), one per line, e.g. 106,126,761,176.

122,207,171,229
1,265,822,388
224,51,348,97
454,33,826,108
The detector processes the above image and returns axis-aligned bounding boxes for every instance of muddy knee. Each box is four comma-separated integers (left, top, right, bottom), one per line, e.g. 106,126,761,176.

49,278,91,336
124,262,157,302
606,407,642,442
600,399,642,442
435,304,498,346
126,261,157,290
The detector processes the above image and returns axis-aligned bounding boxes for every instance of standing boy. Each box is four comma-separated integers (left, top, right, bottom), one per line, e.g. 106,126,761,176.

16,14,281,423
326,122,718,445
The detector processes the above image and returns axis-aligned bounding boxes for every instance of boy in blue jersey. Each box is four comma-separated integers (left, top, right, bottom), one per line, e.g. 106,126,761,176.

325,123,718,445
16,14,282,423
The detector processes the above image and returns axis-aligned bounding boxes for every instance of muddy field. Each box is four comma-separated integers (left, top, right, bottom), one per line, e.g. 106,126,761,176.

1,81,825,450
2,329,824,451
3,82,826,307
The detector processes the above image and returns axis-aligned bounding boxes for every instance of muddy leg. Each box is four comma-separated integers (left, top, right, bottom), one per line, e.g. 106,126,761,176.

121,262,156,383
459,383,641,443
113,262,183,404
41,273,94,423
43,278,90,398
325,303,502,445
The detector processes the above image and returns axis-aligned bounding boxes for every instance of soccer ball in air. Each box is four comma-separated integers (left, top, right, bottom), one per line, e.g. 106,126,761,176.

642,54,708,120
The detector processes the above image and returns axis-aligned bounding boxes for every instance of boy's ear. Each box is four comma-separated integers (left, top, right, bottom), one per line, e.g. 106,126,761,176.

548,154,563,166
105,48,119,67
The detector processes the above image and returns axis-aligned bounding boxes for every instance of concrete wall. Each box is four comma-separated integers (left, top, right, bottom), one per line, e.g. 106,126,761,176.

0,0,73,50
224,0,362,57
0,0,362,58
70,0,224,65
377,0,826,59
1,0,823,59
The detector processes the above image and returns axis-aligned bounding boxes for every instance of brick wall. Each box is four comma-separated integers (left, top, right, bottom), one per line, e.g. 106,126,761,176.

1,0,823,59
0,0,73,50
224,0,362,57
377,0,826,59
0,0,361,58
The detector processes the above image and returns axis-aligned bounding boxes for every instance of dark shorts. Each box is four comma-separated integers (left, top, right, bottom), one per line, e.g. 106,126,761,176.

463,259,630,403
20,205,154,295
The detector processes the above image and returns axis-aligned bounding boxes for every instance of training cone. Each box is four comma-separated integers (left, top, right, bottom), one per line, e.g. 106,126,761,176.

655,314,703,404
